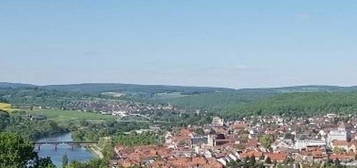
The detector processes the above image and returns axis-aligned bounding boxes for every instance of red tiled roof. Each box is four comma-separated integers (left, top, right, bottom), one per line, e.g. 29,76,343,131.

329,153,356,161
240,150,263,159
265,152,288,162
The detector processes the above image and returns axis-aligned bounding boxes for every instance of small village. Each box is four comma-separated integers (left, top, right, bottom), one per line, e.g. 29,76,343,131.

111,114,357,168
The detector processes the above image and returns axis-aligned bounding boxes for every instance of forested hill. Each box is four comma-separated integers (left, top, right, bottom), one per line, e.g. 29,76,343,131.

43,83,235,95
2,82,357,119
154,85,357,111
223,92,357,119
2,82,357,95
0,82,35,89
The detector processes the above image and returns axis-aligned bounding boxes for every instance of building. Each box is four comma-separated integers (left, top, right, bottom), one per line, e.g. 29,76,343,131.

212,117,224,127
191,135,214,147
295,139,326,149
328,123,348,146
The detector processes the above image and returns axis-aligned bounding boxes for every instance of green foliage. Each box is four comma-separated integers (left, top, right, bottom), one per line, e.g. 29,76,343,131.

155,90,277,112
98,137,114,161
43,83,232,95
259,134,274,149
72,121,149,141
224,92,357,119
0,132,55,168
113,132,160,147
194,128,205,135
0,88,95,109
66,159,107,168
226,158,264,168
0,132,37,168
333,147,346,154
0,110,10,130
35,157,56,168
3,114,67,140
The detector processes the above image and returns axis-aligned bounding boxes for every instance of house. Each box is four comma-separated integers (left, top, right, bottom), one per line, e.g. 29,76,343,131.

329,153,356,162
239,149,264,160
295,147,328,162
331,140,357,153
327,123,348,146
295,139,326,149
264,152,288,163
212,117,224,127
272,139,294,152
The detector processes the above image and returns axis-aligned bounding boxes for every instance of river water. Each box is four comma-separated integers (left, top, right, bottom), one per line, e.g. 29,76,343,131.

36,133,96,168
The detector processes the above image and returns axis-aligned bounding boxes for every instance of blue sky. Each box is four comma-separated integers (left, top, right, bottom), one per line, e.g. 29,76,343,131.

1,1,357,88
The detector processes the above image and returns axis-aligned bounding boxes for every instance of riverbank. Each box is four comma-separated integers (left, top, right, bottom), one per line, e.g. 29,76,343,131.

88,144,104,159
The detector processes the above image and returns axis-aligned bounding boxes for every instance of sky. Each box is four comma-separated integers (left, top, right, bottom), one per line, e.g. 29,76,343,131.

1,1,357,89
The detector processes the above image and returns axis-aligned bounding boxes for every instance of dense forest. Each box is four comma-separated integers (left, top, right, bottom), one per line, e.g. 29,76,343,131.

0,87,95,108
224,92,357,119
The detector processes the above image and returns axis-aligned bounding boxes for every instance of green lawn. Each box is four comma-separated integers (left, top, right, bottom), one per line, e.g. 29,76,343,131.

26,109,114,122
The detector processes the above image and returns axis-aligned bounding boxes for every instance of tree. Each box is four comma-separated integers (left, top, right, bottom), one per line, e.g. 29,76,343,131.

226,160,239,168
0,110,10,130
259,134,274,150
0,132,37,168
0,132,55,168
334,159,342,168
249,156,256,164
333,147,346,154
195,128,205,135
67,159,107,168
34,157,56,168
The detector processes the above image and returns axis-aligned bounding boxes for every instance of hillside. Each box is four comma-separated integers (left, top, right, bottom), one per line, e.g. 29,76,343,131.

2,82,357,119
0,82,35,89
223,91,357,119
154,90,278,111
152,85,357,111
43,83,234,95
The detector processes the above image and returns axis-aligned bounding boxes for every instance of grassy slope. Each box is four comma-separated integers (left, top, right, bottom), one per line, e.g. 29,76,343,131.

0,103,16,112
26,109,114,122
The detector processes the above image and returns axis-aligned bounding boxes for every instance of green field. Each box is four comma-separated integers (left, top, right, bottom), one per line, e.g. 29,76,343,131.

26,109,114,122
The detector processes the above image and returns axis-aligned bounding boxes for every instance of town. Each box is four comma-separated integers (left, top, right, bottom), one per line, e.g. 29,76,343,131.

111,114,357,168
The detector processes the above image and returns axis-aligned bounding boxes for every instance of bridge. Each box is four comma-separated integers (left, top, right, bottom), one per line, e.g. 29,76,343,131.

34,141,98,151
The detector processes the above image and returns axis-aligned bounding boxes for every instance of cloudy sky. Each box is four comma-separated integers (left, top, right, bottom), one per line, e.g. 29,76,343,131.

1,1,357,88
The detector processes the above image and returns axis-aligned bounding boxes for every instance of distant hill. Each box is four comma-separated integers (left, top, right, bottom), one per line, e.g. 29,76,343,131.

2,82,357,118
0,82,35,89
237,85,357,93
1,82,356,94
223,91,357,119
153,85,357,111
267,85,357,93
42,83,235,95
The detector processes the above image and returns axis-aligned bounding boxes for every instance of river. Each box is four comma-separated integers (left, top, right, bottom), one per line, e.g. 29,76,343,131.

36,133,96,168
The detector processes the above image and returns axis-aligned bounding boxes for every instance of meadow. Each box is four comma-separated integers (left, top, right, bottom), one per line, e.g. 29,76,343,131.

0,103,15,112
26,109,114,122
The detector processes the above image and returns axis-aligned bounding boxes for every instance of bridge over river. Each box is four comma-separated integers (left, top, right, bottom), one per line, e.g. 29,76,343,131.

34,141,98,151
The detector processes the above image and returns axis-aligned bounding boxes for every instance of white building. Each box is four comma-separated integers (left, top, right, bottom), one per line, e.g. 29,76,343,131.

212,117,224,127
111,111,127,117
327,123,348,146
295,139,326,149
